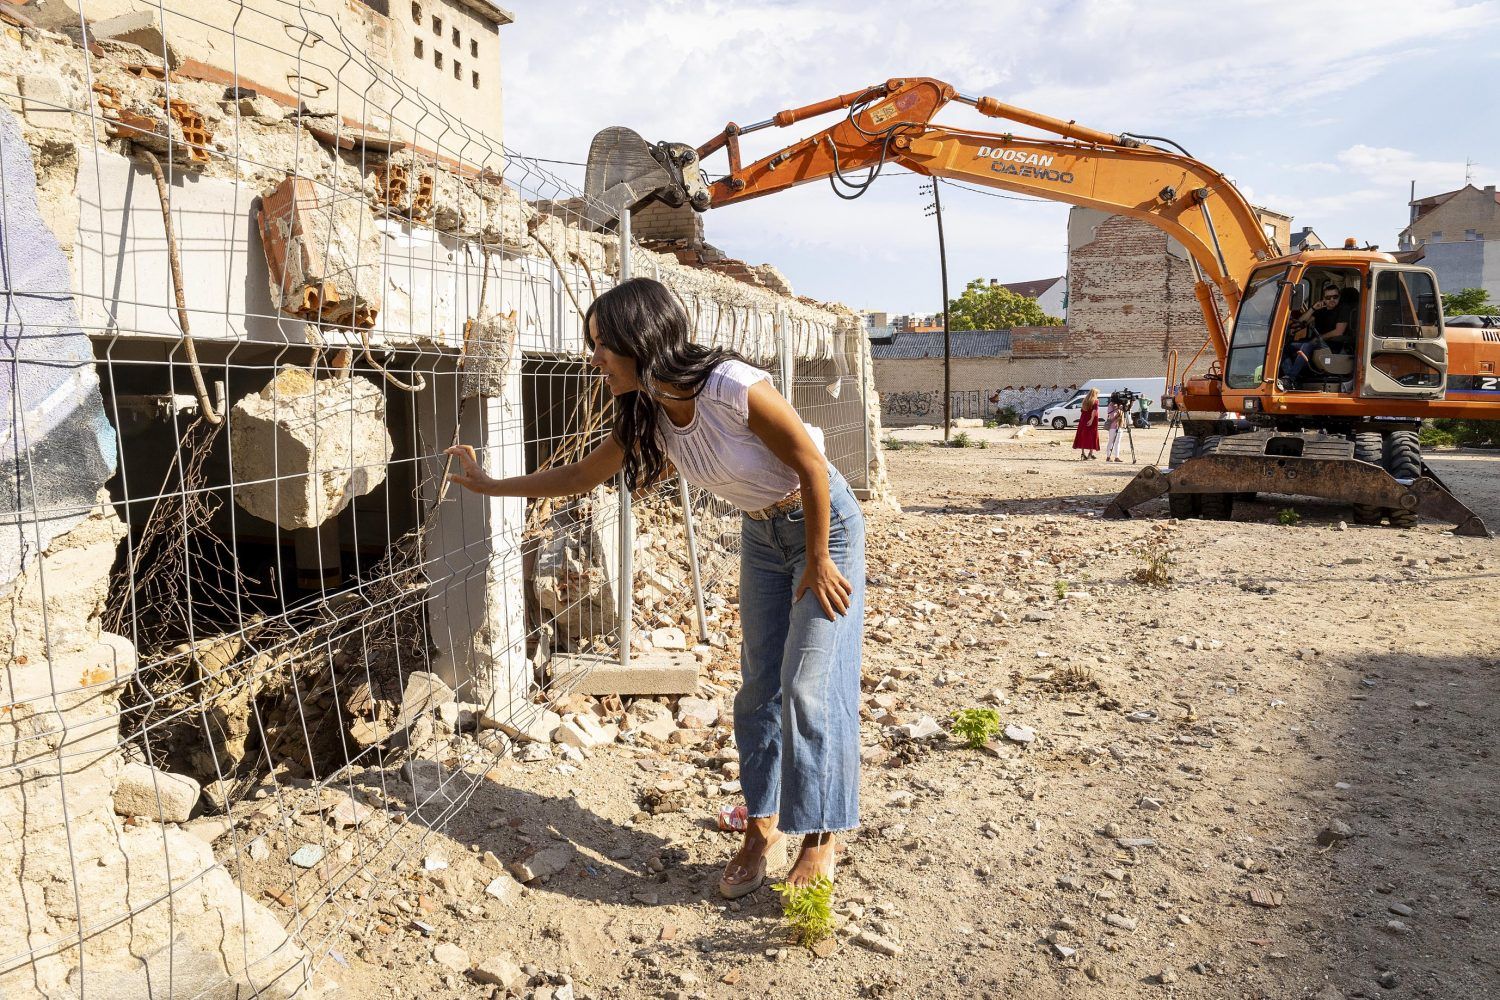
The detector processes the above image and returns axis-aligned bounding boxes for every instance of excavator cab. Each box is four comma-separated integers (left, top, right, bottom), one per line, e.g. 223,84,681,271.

1221,256,1447,404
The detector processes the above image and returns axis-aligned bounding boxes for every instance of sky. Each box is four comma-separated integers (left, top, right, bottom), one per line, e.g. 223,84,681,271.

500,1,1500,315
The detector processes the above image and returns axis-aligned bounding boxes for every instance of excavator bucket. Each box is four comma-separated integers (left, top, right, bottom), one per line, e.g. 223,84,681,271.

1103,430,1491,537
581,127,710,229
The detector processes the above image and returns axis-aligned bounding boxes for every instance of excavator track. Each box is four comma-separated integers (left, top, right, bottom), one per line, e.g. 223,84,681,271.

1104,430,1491,537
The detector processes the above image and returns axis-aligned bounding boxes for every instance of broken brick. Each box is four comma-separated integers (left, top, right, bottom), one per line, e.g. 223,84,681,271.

257,175,382,329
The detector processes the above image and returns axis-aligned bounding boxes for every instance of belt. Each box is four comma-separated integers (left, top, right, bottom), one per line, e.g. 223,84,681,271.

744,488,803,520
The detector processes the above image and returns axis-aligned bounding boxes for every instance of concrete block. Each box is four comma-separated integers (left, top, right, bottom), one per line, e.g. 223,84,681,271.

89,10,185,69
460,308,518,400
229,367,392,530
258,175,383,329
649,626,687,651
112,762,200,823
566,650,699,697
19,75,72,130
481,706,561,743
555,712,610,750
634,714,678,742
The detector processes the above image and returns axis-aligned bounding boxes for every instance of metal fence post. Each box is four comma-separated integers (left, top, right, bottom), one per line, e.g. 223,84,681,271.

617,211,634,668
859,328,872,494
778,305,793,398
677,475,709,642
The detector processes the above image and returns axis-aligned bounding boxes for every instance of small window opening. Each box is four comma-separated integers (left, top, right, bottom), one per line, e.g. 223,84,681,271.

451,26,460,46
434,50,443,69
431,14,441,35
470,38,478,58
410,2,421,22
471,70,479,89
413,37,422,58
453,59,461,81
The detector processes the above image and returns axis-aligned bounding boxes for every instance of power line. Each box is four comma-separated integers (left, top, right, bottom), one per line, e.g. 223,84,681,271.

515,155,586,167
937,178,1051,204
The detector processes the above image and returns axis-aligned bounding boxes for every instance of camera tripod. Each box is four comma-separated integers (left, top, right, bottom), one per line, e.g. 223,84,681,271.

1121,412,1137,463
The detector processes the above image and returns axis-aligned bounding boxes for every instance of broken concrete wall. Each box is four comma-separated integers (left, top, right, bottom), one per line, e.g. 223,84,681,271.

37,0,505,157
0,509,313,999
0,94,312,999
0,104,117,587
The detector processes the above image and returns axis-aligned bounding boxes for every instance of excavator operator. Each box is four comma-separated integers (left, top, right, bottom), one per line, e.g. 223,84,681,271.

1279,283,1353,389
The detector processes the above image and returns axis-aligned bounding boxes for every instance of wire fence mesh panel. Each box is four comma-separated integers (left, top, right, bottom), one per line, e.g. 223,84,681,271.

0,4,879,996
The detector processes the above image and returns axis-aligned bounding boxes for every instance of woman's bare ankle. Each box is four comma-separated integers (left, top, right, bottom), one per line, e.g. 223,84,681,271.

745,815,779,843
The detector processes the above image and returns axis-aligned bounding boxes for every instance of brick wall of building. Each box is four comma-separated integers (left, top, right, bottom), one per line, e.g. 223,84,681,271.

630,197,704,244
1402,185,1500,245
1065,209,1208,370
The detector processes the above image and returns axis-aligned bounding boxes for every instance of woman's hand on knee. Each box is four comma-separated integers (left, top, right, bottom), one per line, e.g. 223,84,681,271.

797,554,854,618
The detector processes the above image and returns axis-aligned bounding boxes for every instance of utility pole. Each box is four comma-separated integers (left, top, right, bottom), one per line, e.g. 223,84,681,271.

923,179,952,441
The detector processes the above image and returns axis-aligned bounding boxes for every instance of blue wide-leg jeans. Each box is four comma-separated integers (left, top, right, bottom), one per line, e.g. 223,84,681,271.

734,469,864,835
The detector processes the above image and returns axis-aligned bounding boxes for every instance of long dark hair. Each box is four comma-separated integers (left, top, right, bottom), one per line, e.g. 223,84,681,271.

585,277,743,492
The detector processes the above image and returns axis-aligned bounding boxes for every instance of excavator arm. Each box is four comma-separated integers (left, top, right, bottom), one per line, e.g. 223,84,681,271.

587,76,1277,361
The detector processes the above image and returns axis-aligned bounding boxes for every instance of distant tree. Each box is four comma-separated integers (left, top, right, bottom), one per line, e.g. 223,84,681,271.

1442,287,1498,316
946,279,1063,331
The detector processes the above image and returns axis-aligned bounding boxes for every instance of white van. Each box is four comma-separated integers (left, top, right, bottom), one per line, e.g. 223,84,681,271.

1040,377,1167,429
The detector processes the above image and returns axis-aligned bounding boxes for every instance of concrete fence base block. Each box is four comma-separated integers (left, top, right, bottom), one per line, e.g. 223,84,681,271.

562,650,699,697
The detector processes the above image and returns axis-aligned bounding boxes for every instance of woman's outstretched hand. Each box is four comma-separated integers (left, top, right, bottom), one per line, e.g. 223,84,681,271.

797,553,854,619
444,444,493,494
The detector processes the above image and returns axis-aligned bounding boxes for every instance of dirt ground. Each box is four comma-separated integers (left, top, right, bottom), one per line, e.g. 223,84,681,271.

290,426,1499,1000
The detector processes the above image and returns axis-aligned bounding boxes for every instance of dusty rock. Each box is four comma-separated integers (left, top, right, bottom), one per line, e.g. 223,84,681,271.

676,696,720,728
1003,724,1036,744
289,844,324,868
471,953,525,988
230,368,392,530
432,941,469,972
484,873,520,902
1317,819,1354,845
852,930,903,956
508,843,576,883
895,716,942,739
112,762,200,823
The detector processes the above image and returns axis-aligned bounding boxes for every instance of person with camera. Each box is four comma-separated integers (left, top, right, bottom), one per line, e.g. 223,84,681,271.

1104,393,1125,462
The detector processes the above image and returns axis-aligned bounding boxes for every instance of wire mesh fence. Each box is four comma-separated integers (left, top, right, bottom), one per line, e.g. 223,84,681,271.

0,3,874,996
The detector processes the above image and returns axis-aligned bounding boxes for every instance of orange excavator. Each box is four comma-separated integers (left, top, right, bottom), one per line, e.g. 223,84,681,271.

584,77,1498,535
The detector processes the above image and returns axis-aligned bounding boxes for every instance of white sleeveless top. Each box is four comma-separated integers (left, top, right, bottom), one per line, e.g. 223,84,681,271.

658,359,826,511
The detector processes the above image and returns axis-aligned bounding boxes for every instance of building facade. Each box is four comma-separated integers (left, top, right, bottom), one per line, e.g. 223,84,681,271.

1399,184,1500,301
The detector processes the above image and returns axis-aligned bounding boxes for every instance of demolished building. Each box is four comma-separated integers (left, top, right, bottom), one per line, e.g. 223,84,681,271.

0,2,888,995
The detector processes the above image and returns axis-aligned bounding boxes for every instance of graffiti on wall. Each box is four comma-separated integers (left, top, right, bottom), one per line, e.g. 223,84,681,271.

881,390,940,419
880,385,1079,424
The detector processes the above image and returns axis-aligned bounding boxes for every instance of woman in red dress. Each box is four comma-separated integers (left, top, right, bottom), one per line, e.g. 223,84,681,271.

1072,387,1101,460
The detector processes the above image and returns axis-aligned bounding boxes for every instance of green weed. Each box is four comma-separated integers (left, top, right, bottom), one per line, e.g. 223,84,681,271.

950,707,1002,749
1054,579,1070,599
1131,529,1176,587
1276,507,1301,525
771,875,836,947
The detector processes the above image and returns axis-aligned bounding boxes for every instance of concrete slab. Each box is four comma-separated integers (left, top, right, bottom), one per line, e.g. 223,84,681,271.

557,650,699,697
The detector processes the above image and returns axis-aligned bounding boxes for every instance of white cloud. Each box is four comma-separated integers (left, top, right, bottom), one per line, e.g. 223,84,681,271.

1336,145,1485,191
